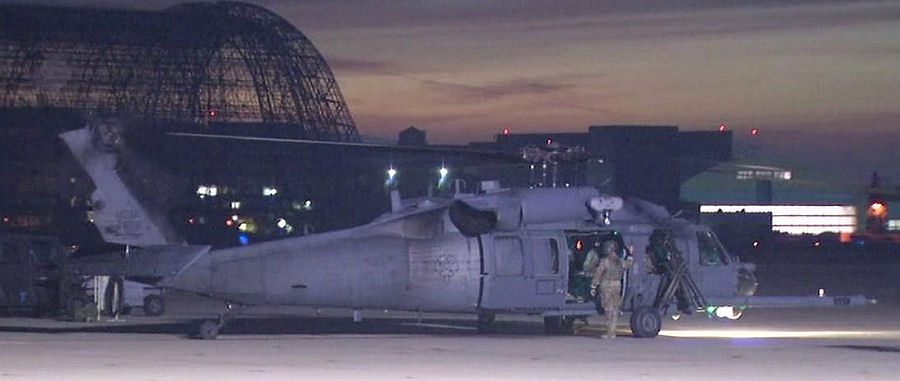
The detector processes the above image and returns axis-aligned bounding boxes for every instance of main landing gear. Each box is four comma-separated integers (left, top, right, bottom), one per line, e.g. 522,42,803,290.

477,310,495,333
629,306,662,338
543,316,576,335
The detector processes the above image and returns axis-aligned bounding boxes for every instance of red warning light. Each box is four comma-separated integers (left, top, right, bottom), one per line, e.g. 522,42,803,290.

225,219,234,227
208,109,217,118
502,128,510,136
575,239,584,251
1,216,9,224
869,201,887,217
546,138,553,145
718,124,727,132
751,128,759,136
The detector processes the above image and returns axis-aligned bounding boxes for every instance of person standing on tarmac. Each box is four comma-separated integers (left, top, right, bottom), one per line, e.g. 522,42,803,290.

591,240,633,339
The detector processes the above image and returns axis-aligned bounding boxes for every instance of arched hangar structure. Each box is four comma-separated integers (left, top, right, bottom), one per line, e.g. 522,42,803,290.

0,1,358,141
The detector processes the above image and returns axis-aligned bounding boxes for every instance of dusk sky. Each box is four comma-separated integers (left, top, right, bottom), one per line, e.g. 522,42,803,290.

29,0,900,188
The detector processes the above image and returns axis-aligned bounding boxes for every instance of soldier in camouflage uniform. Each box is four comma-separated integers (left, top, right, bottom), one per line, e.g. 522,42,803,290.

591,240,633,339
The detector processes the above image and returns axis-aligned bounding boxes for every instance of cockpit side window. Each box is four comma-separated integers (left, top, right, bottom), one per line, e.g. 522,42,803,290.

494,236,524,275
697,231,729,266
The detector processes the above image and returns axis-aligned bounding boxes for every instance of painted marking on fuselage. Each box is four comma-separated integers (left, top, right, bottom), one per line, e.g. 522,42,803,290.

435,255,459,283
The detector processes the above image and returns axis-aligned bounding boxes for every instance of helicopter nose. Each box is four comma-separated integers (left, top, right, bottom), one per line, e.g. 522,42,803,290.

737,266,758,297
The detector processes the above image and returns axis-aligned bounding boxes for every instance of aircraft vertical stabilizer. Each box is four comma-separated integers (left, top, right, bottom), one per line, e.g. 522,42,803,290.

60,127,175,246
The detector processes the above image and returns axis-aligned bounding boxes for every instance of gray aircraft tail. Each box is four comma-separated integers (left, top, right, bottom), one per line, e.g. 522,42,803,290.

60,123,179,247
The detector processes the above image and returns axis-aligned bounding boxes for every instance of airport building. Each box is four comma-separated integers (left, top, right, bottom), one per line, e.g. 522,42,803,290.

699,205,858,235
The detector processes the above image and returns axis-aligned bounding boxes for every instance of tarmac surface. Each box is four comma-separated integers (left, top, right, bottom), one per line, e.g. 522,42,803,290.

0,291,898,380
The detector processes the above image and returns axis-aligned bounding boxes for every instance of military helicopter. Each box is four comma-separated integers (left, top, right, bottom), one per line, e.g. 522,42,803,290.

59,124,866,339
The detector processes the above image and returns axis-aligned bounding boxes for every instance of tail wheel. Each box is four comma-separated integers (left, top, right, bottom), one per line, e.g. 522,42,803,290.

195,319,220,340
629,306,662,338
67,295,88,316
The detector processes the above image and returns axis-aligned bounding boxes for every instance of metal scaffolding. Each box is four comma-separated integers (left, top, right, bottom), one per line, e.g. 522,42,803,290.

0,1,358,141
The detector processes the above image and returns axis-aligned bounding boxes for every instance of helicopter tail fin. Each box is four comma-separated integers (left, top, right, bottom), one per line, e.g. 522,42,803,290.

60,125,177,247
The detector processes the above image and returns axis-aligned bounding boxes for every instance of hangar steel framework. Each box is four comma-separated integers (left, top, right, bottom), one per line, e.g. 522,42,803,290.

0,1,358,141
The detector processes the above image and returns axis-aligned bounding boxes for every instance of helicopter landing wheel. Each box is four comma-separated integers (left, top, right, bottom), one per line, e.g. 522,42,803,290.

630,306,662,338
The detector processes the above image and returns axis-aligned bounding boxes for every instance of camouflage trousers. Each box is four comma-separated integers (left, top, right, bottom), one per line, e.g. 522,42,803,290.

600,284,622,338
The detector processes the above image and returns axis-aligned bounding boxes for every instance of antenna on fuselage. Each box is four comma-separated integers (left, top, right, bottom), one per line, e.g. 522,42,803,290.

588,195,624,226
390,190,402,213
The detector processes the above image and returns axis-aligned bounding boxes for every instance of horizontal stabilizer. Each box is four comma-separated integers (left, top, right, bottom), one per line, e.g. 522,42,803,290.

66,245,210,280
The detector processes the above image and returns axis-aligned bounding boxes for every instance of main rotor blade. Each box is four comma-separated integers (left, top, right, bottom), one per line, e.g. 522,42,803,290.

165,132,521,163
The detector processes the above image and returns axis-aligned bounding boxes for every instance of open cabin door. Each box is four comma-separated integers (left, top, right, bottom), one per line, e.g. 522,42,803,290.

479,232,565,310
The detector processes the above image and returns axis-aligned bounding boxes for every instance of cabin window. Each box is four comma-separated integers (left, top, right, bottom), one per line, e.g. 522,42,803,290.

494,237,524,276
1,243,23,264
550,239,559,274
534,238,560,275
697,231,729,266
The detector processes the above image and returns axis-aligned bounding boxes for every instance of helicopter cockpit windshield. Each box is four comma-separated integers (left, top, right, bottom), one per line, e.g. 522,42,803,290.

696,230,735,266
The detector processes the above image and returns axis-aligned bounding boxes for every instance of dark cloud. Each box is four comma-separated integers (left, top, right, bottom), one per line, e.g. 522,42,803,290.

327,58,405,75
406,72,604,103
411,77,574,101
542,100,627,119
